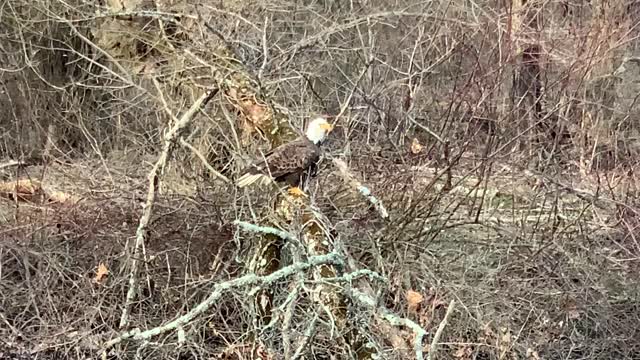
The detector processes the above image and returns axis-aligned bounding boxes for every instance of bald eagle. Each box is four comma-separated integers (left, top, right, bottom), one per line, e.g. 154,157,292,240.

236,117,333,196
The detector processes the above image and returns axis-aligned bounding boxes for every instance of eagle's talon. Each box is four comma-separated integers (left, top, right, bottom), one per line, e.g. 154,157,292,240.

287,187,308,198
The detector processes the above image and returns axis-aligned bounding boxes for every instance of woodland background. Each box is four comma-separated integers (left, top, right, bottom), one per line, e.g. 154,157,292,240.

1,0,640,359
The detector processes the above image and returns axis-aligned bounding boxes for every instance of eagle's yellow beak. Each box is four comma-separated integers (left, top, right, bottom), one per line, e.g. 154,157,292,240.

320,123,334,132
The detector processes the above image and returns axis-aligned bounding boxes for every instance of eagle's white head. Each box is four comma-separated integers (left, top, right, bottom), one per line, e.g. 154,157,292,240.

305,117,334,144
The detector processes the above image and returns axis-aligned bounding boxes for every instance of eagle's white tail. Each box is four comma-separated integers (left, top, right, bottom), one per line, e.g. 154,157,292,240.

236,173,272,188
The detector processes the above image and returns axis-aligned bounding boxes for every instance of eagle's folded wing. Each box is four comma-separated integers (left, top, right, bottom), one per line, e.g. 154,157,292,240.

236,138,315,187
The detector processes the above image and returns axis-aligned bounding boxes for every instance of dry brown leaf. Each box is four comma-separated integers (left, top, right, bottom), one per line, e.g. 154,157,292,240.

0,179,39,194
479,323,494,342
390,331,410,350
245,103,270,126
0,179,81,205
376,321,412,358
226,87,238,100
406,289,424,314
0,179,44,203
526,348,540,360
254,342,274,360
410,137,423,154
453,344,472,359
94,263,109,284
498,327,513,356
228,89,271,143
567,308,580,319
563,298,581,319
105,0,124,11
418,310,432,328
47,190,80,204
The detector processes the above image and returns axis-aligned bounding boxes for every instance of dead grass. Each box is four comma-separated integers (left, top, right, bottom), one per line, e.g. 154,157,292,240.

312,146,640,359
1,148,638,359
2,0,640,358
0,158,241,358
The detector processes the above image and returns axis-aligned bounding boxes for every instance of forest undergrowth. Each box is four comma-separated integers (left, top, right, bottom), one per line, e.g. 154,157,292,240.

2,0,640,359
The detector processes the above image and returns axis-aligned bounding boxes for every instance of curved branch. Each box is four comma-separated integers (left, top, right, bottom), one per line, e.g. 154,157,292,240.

104,252,343,352
119,88,220,329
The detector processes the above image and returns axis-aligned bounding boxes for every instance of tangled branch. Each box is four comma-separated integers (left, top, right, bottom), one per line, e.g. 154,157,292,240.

103,252,343,352
347,288,429,360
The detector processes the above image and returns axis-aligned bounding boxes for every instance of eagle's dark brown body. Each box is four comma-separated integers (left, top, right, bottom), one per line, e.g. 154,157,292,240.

236,136,322,188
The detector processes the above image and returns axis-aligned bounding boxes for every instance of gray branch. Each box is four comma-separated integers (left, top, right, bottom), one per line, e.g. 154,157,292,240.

103,252,343,352
234,220,297,241
347,287,429,360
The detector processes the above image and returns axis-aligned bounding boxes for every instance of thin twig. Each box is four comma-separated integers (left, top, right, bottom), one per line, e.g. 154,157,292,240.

408,115,444,144
152,77,179,123
197,5,253,76
282,283,302,360
291,313,320,360
333,62,370,124
118,88,219,329
152,78,231,184
427,300,456,360
0,160,21,170
281,12,417,59
179,138,231,184
258,15,269,83
94,10,193,23
0,311,24,339
332,158,389,219
347,287,428,360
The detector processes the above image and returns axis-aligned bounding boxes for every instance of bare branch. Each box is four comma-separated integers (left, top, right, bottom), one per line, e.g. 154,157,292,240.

347,287,429,360
427,300,456,360
0,160,22,170
234,220,296,242
103,252,343,351
258,16,269,83
332,158,389,219
119,88,220,329
291,313,320,360
179,138,231,184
